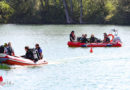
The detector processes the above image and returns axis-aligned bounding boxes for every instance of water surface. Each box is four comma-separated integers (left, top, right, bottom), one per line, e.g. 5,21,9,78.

0,24,130,90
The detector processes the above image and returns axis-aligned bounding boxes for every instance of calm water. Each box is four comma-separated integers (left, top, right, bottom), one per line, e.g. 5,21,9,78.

0,24,130,90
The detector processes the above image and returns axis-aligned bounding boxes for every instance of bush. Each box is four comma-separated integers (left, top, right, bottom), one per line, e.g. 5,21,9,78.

0,1,14,23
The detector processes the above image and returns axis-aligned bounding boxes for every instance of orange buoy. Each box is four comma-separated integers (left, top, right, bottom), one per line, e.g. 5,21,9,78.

90,47,93,53
0,76,3,82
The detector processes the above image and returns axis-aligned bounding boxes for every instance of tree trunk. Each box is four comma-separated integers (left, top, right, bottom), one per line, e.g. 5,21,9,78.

59,0,62,6
80,0,83,24
44,0,49,7
53,0,56,5
40,0,44,9
62,0,72,23
70,0,73,16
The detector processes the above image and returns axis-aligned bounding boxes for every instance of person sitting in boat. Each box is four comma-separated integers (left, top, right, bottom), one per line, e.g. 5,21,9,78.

97,39,102,43
23,46,34,60
90,34,102,43
0,45,4,53
4,43,8,55
90,34,97,43
113,35,122,43
103,33,110,43
35,44,43,60
80,34,89,43
70,31,76,42
7,42,15,56
77,34,84,42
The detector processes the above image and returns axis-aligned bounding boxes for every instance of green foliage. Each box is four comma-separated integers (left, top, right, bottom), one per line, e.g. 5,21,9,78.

0,0,129,24
8,0,65,24
0,0,14,23
83,0,107,23
112,0,130,25
41,5,66,24
105,1,117,21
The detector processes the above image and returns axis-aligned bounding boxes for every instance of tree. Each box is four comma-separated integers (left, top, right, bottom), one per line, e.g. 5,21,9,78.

62,0,73,23
0,1,14,23
0,0,129,24
79,0,83,23
70,0,73,16
44,0,49,7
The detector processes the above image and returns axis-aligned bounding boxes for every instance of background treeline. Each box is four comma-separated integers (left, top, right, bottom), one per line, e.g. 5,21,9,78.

0,0,130,25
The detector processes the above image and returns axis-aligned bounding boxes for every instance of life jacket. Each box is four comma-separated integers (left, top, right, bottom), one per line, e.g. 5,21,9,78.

29,48,40,60
0,45,4,53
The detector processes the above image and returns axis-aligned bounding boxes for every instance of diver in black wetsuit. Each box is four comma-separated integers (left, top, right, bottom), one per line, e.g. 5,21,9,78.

23,46,34,60
80,34,89,43
103,33,110,43
90,34,97,43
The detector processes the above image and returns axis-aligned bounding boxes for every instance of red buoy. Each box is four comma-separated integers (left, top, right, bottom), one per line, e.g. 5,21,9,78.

90,47,93,53
0,76,3,82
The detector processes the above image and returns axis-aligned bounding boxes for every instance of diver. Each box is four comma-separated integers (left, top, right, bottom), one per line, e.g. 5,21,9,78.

0,45,4,53
22,46,34,60
7,42,15,56
4,43,8,55
77,34,84,42
90,34,102,43
90,34,97,43
70,31,76,42
112,29,122,43
80,34,89,43
3,42,15,56
103,33,110,43
113,35,122,43
35,44,43,60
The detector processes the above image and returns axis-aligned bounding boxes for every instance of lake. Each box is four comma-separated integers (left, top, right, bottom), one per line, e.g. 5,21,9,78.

0,24,130,90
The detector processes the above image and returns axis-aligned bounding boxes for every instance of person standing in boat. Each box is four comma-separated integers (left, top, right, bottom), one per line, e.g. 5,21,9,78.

103,33,110,43
7,42,15,56
35,44,43,60
70,31,76,42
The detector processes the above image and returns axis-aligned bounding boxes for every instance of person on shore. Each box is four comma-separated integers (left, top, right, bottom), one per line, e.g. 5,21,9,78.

35,44,43,60
70,31,76,42
80,34,89,43
103,33,110,43
7,42,15,56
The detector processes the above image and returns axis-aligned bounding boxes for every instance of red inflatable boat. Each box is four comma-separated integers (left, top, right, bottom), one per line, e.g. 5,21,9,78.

67,41,122,47
0,54,48,66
